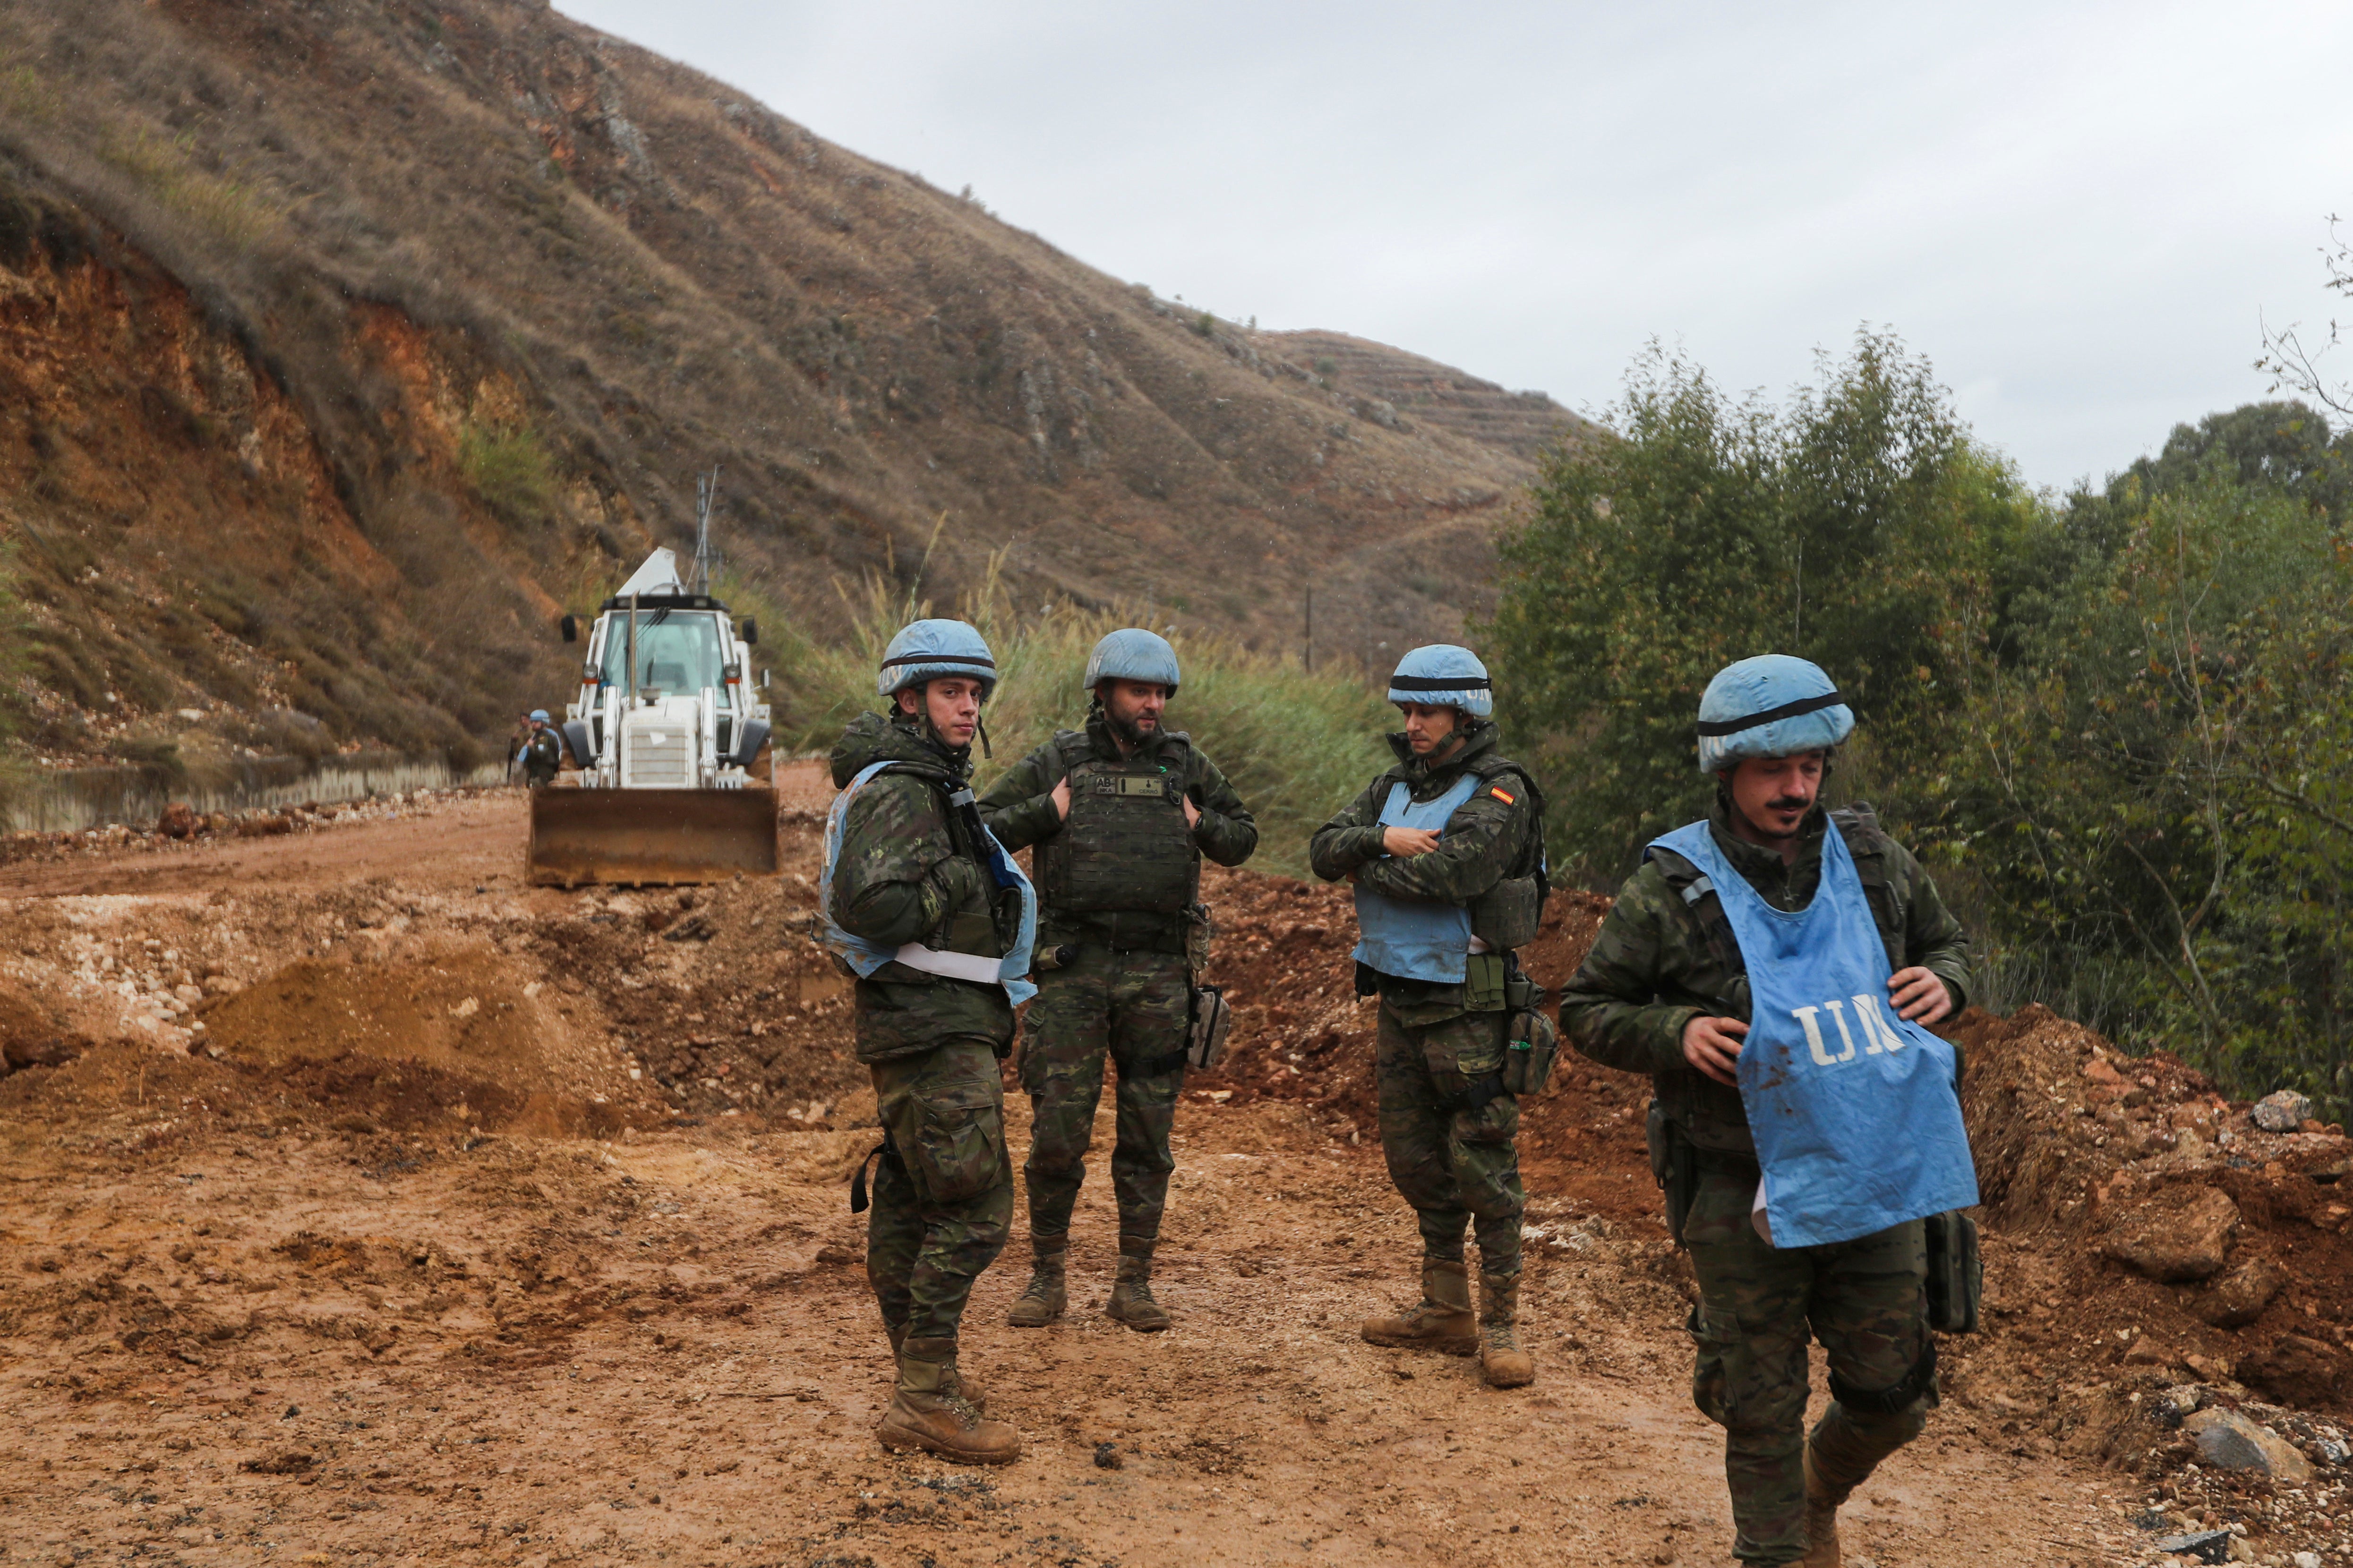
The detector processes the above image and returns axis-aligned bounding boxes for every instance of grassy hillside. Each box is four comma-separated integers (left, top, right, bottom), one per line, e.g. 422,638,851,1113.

0,0,1586,773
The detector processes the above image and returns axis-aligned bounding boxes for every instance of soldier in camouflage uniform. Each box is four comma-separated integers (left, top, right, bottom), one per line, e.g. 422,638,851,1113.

978,629,1258,1332
1310,644,1548,1389
822,619,1034,1466
521,710,563,788
1558,656,1972,1567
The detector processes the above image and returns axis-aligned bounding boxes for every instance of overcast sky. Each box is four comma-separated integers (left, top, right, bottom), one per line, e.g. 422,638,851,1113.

561,0,2353,490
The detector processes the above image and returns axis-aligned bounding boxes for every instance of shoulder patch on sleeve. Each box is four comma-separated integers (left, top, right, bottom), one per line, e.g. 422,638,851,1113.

1488,784,1516,805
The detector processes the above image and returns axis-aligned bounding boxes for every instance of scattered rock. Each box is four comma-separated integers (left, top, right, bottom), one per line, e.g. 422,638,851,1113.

1093,1441,1122,1470
2182,1408,2315,1484
2190,1254,2286,1328
2151,1384,2212,1427
2152,1533,2231,1567
240,1449,316,1475
2255,1091,2316,1133
157,802,199,839
2101,1185,2240,1282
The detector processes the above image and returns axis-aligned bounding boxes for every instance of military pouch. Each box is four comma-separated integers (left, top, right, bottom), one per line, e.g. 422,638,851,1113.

1923,1210,1983,1335
1500,1006,1558,1097
1187,984,1233,1071
1648,1100,1699,1248
1469,874,1544,953
1463,951,1508,1014
942,908,999,957
1184,902,1215,974
910,1081,1003,1204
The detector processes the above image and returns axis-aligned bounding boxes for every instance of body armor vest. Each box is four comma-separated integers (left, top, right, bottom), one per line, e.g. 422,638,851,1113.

1033,732,1199,915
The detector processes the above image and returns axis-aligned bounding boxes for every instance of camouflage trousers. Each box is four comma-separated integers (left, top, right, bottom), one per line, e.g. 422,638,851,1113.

1684,1163,1934,1567
1018,945,1189,1252
1374,1001,1523,1278
866,1038,1014,1346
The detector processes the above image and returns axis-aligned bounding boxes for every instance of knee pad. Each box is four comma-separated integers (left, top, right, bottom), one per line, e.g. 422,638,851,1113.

1829,1337,1938,1418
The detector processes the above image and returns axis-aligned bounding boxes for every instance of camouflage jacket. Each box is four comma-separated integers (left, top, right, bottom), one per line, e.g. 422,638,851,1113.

1558,797,1971,1154
977,712,1258,940
827,710,1018,1064
523,730,563,771
1308,721,1542,1024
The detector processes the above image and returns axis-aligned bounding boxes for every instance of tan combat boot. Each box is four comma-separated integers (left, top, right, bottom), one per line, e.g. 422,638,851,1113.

1105,1248,1170,1333
1006,1233,1068,1329
1799,1442,1847,1568
1360,1258,1480,1355
1477,1272,1536,1388
875,1337,1020,1465
885,1320,985,1414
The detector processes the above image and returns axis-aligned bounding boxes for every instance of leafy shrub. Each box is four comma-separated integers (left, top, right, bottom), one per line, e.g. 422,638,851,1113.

457,423,557,523
1485,332,2038,883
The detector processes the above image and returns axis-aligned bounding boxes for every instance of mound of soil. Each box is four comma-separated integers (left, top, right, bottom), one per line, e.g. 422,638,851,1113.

0,986,89,1072
1946,1005,2353,1420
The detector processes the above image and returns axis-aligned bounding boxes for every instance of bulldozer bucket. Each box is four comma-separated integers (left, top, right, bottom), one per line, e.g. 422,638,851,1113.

528,787,780,886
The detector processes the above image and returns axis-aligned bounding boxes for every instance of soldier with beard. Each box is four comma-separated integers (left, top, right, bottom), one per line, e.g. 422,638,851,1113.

978,629,1258,1332
820,619,1038,1465
1559,656,1975,1566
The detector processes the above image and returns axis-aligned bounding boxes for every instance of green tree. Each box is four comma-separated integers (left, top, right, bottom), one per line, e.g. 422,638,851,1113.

1952,463,2353,1117
1487,332,2037,883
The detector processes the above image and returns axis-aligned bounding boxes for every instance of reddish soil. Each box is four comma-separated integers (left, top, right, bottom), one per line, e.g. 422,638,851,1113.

0,767,2346,1565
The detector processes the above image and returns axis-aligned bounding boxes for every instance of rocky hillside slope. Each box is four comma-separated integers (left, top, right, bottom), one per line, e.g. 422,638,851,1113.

0,0,1589,773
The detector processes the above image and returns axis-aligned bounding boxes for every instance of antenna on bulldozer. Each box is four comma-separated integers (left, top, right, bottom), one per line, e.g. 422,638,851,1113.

692,467,722,596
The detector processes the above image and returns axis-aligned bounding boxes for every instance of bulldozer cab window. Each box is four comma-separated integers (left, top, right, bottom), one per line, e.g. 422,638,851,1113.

599,610,728,696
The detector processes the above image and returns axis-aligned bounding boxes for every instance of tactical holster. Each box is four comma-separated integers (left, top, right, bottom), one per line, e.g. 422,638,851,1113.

1923,1210,1983,1334
1645,1102,1754,1248
849,1128,906,1213
1646,1100,1696,1246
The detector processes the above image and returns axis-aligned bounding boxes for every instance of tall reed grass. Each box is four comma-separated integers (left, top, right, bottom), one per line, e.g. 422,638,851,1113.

771,564,1394,876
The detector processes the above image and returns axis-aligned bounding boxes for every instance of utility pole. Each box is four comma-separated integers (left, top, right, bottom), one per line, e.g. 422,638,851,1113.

693,468,722,595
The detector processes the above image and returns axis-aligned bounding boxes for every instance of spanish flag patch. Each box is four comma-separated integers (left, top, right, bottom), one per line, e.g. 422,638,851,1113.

1489,785,1516,804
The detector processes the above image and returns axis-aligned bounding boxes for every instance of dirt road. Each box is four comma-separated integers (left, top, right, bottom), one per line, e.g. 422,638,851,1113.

0,777,2266,1565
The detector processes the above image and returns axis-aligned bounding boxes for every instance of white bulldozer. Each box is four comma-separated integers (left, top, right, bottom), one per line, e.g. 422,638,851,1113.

528,545,780,886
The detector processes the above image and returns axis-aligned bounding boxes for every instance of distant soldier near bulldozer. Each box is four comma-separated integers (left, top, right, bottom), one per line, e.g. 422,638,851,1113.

1310,645,1553,1389
1559,656,1978,1568
978,629,1258,1332
819,620,1038,1466
520,710,563,788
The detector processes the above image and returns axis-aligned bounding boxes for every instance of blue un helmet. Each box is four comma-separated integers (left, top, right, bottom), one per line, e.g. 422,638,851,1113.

530,709,550,724
877,619,997,701
1084,628,1181,694
1387,644,1492,718
1696,655,1853,774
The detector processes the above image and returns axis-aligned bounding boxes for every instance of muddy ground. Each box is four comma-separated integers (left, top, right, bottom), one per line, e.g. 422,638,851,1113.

0,770,2347,1567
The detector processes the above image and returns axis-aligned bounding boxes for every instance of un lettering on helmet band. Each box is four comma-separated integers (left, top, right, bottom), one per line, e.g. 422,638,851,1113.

1789,993,1908,1066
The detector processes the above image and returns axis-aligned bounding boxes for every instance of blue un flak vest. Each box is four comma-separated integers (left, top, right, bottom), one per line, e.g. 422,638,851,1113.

1646,819,1979,1248
821,760,1038,1008
1352,771,1483,983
